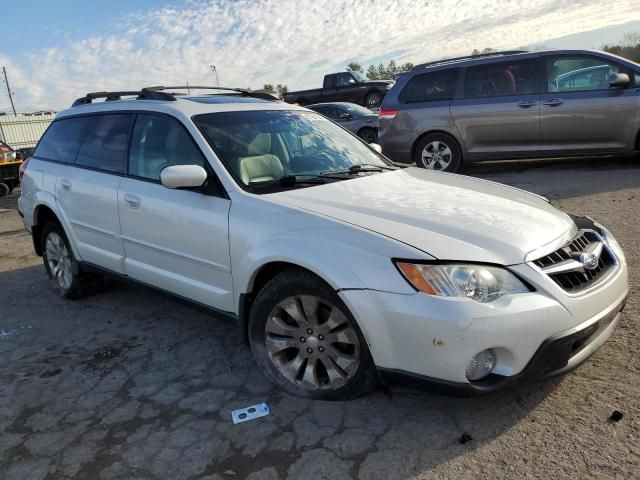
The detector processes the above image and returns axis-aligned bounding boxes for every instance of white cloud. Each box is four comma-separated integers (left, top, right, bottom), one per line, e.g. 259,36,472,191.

2,0,640,111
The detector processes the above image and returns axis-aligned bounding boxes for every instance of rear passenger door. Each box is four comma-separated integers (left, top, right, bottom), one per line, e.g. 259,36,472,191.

54,113,132,274
451,58,541,159
117,113,234,312
539,54,639,155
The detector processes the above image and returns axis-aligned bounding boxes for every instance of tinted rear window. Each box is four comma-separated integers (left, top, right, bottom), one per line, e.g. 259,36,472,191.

464,59,536,98
398,69,458,103
34,117,89,162
76,114,133,174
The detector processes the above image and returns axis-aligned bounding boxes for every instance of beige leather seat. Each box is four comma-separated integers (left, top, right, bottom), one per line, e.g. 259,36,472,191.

238,133,284,184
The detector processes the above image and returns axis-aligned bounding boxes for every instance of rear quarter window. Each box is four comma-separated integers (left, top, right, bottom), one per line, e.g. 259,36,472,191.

398,69,458,104
34,117,89,162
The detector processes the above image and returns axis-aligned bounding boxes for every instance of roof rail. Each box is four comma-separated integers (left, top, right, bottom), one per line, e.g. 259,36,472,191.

411,50,529,70
146,85,279,101
71,89,175,107
71,85,279,107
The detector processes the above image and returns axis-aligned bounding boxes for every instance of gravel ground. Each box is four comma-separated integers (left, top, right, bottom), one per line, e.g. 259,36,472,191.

0,156,639,479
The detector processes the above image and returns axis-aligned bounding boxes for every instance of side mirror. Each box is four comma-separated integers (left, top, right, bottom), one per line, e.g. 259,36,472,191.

339,112,352,120
348,78,356,85
160,165,207,189
609,72,630,89
370,143,383,154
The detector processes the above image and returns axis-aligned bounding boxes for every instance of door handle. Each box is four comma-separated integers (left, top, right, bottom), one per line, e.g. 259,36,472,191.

123,193,141,209
543,98,564,107
517,100,537,108
59,179,72,190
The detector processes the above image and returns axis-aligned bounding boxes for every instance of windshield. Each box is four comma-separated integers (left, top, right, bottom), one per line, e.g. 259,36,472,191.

340,103,375,116
193,110,390,191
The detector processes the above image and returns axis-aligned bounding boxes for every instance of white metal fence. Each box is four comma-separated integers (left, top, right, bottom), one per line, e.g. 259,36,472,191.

0,113,56,148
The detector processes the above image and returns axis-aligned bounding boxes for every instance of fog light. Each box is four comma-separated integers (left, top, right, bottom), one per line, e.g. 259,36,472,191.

465,349,496,381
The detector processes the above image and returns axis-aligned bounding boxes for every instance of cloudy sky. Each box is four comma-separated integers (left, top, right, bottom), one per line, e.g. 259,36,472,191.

1,0,640,111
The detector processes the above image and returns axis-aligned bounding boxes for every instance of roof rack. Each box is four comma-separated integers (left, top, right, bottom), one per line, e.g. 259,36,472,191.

71,85,279,107
71,89,175,107
411,50,529,70
148,85,279,101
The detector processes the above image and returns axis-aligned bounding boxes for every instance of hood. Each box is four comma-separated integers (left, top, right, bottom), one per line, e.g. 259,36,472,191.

270,168,575,265
365,80,394,87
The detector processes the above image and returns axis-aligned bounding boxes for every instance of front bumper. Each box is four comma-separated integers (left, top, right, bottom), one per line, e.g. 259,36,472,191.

338,257,628,393
378,295,626,395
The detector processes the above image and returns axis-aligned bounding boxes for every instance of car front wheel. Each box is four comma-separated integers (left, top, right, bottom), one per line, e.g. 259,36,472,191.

249,268,377,400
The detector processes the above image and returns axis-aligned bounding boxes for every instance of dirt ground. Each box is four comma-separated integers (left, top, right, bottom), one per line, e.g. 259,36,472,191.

1,156,639,480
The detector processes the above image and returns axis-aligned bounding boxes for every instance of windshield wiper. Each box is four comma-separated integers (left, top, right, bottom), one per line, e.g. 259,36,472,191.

248,175,326,188
278,175,326,186
321,163,395,176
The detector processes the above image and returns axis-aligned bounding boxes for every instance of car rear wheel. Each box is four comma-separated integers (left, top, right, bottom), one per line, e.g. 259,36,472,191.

41,222,101,299
249,268,377,400
357,127,378,143
365,92,382,108
414,133,462,172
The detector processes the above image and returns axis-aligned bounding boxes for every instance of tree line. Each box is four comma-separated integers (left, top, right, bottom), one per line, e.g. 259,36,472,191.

346,60,414,80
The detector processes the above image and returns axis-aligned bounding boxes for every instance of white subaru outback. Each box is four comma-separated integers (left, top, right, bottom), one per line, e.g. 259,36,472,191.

18,87,628,399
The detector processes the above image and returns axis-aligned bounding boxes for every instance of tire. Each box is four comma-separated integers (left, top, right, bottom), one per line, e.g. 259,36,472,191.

414,133,462,172
40,222,101,299
365,91,383,108
248,268,377,400
357,127,378,144
0,183,8,197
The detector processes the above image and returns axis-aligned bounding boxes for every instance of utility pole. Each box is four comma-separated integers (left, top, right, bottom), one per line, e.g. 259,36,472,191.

2,66,17,116
209,65,220,87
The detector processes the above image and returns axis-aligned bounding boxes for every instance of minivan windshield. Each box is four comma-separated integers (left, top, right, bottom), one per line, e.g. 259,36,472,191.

193,110,391,191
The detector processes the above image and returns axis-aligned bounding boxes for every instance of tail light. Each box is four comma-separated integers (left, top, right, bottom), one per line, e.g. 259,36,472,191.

378,107,399,120
19,157,30,180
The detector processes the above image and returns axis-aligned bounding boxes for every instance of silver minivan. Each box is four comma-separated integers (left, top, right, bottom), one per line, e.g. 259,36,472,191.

379,49,640,172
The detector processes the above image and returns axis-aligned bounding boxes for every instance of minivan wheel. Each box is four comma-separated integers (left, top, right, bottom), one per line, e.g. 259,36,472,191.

249,269,377,400
414,133,462,172
365,92,382,108
41,222,99,299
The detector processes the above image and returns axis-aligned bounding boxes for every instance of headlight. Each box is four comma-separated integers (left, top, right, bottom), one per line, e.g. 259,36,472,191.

597,224,626,265
395,262,531,303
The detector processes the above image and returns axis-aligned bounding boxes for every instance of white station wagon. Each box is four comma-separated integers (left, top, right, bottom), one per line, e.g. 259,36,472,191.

18,87,628,399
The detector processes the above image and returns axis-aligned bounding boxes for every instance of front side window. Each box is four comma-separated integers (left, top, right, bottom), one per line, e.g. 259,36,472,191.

464,60,536,98
129,114,206,181
34,117,89,162
547,56,622,92
193,110,390,190
399,69,458,103
336,73,354,86
75,114,133,173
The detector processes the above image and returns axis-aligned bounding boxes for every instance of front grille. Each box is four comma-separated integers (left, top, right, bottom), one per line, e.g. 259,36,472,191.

533,230,616,293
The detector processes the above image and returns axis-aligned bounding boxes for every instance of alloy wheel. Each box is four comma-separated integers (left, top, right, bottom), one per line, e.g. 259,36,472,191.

265,294,361,391
45,232,73,290
421,141,453,170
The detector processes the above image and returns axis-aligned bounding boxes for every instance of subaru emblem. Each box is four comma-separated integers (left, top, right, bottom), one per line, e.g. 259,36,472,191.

579,251,599,270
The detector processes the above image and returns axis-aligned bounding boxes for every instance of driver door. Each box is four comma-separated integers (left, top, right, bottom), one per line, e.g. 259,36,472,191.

118,113,234,312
